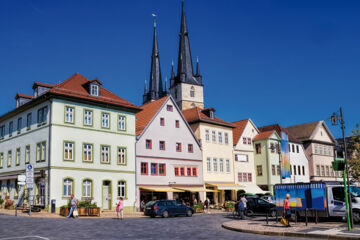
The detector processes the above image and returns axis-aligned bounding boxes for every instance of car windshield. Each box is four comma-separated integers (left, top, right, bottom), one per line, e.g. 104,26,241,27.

350,186,360,197
145,201,156,207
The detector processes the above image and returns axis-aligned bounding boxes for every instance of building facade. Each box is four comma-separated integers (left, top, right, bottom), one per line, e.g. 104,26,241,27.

0,73,140,212
136,96,205,207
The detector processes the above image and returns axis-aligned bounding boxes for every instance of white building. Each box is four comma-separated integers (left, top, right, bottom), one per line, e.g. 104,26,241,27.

0,73,140,212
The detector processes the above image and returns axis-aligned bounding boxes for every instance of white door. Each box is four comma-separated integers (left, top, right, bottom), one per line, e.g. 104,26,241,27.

103,185,109,210
328,186,346,217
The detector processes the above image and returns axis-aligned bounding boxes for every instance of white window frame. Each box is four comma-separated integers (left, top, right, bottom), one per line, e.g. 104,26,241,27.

83,144,93,162
205,129,210,142
102,113,110,128
117,147,126,165
212,130,216,143
83,180,92,197
213,158,218,172
118,115,126,130
90,84,99,96
63,179,73,197
206,157,211,172
84,110,93,126
65,107,74,123
25,145,30,164
224,133,229,144
101,146,110,163
218,132,223,144
64,142,74,161
219,159,224,172
117,181,126,198
226,159,230,173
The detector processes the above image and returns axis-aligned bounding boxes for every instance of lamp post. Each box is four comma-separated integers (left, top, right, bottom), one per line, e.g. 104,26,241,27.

329,107,353,230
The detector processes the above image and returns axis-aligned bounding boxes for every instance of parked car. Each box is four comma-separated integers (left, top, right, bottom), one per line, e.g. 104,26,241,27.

246,196,277,217
144,200,194,218
262,195,275,204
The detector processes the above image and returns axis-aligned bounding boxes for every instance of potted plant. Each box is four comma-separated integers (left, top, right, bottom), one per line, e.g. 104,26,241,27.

224,201,235,212
77,201,90,216
0,197,4,209
88,202,100,216
59,199,71,216
192,203,204,213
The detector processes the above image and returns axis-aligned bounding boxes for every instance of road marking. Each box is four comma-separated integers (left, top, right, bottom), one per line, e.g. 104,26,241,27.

0,236,49,240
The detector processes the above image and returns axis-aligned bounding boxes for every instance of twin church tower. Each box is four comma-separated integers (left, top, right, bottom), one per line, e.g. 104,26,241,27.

142,1,204,110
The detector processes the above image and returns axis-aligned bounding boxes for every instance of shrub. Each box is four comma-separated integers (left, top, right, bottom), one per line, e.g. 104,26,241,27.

4,199,14,209
0,198,4,205
193,203,204,210
225,201,235,209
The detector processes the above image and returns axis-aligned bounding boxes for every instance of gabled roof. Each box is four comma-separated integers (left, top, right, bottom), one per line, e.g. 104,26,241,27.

15,93,33,99
253,130,278,141
135,96,168,136
32,82,56,89
285,120,336,143
258,124,299,143
182,107,235,128
232,119,248,145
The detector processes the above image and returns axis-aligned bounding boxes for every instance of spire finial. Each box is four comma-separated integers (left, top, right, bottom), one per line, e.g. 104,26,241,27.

196,56,199,63
152,13,157,28
164,76,168,94
144,79,147,94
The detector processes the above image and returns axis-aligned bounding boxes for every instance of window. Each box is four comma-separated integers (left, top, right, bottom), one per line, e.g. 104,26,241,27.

117,147,126,165
243,137,247,144
238,173,243,182
175,120,180,128
248,173,252,182
205,129,210,142
270,143,275,153
15,148,20,166
101,146,110,164
225,133,229,144
188,144,193,153
176,143,182,152
63,178,73,197
290,164,292,175
37,106,48,125
25,113,31,130
160,118,165,126
146,140,152,149
84,110,93,126
289,144,291,152
293,165,297,175
276,143,280,153
316,165,320,176
277,165,281,175
206,158,211,172
297,165,301,176
118,115,126,130
36,142,46,162
159,164,166,176
17,118,22,133
314,144,319,154
326,166,330,176
25,145,30,164
83,180,92,198
83,144,93,162
101,113,110,128
65,106,74,123
243,172,248,182
187,167,191,176
90,84,99,96
192,168,197,176
141,162,148,175
7,151,12,167
212,131,216,143
213,158,218,172
166,105,173,111
330,166,334,177
257,165,262,176
296,145,299,153
332,187,345,202
64,142,74,161
174,167,179,176
302,166,305,176
0,153,3,168
255,143,261,154
9,121,13,137
272,165,276,175
159,141,166,151
117,181,126,198
218,132,223,144
235,154,248,162
292,144,295,153
319,145,323,155
247,138,251,145
219,159,224,172
0,125,4,139
151,163,158,175
321,166,325,176
190,86,195,97
180,167,185,176
226,159,230,173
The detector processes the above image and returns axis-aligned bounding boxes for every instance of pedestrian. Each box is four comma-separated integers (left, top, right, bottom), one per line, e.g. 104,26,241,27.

116,197,124,220
240,194,247,215
238,200,245,219
140,200,145,212
67,194,78,219
182,199,186,205
283,193,291,227
193,198,198,205
204,197,210,214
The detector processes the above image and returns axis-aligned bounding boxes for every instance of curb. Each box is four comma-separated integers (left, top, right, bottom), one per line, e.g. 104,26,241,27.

222,223,360,240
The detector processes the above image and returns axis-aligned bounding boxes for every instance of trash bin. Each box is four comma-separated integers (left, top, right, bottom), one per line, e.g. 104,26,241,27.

51,199,56,213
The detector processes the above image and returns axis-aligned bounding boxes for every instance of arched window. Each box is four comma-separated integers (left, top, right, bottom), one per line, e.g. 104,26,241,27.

117,180,126,198
190,86,195,97
190,103,196,108
83,179,92,198
63,178,73,197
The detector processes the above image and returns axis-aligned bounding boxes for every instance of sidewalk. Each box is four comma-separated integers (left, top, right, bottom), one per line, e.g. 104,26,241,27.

222,218,360,239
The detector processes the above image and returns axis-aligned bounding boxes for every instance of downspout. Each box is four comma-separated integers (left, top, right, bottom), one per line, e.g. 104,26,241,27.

47,99,52,211
134,135,138,212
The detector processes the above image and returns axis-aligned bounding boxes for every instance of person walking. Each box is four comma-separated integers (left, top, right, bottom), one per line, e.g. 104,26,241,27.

116,197,124,220
238,200,245,219
240,195,247,211
193,198,198,205
140,200,145,212
283,193,291,227
67,194,78,219
204,197,210,214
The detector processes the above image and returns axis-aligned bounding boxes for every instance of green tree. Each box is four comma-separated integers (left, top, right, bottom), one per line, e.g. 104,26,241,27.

348,124,360,181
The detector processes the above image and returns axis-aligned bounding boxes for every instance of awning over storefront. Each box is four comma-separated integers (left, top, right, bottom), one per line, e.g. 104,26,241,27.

242,183,270,195
174,187,218,192
139,186,185,192
207,183,244,191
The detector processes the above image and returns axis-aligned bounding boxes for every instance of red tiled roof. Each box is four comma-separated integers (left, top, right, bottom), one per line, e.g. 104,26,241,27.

182,107,235,128
285,121,320,141
258,124,299,142
32,82,56,89
253,130,275,141
232,119,249,145
15,93,33,99
135,96,169,136
47,73,140,111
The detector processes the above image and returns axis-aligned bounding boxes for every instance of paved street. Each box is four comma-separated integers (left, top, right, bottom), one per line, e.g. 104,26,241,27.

0,213,310,240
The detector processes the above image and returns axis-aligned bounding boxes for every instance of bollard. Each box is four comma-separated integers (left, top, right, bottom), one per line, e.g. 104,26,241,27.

315,210,318,224
305,208,308,226
266,210,269,225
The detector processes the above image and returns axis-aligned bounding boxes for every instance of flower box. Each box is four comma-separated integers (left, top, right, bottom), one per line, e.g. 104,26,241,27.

78,208,88,216
60,207,70,216
89,208,100,216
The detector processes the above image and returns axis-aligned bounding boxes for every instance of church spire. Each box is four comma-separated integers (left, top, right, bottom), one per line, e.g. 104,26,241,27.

195,56,200,76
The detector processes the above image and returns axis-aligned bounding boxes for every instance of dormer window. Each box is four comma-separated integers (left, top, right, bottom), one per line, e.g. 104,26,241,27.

210,110,214,119
90,84,99,96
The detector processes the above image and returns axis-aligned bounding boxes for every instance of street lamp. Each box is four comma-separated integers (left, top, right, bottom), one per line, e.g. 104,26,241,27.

328,107,353,230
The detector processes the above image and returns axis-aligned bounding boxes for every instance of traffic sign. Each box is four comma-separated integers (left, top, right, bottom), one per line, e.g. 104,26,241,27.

18,175,26,182
25,164,34,189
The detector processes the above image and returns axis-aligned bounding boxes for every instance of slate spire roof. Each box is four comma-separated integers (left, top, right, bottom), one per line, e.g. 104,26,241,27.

172,1,202,87
143,18,167,104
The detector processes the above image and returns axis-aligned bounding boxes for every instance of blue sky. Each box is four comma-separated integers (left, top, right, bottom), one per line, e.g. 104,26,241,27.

1,0,359,138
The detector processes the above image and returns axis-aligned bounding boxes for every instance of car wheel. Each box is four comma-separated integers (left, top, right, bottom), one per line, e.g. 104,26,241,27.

353,210,360,223
162,211,169,218
186,210,192,217
246,210,254,217
270,210,277,218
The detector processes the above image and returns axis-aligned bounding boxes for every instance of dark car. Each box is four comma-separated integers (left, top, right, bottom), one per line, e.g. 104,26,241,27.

245,196,276,217
144,200,194,218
